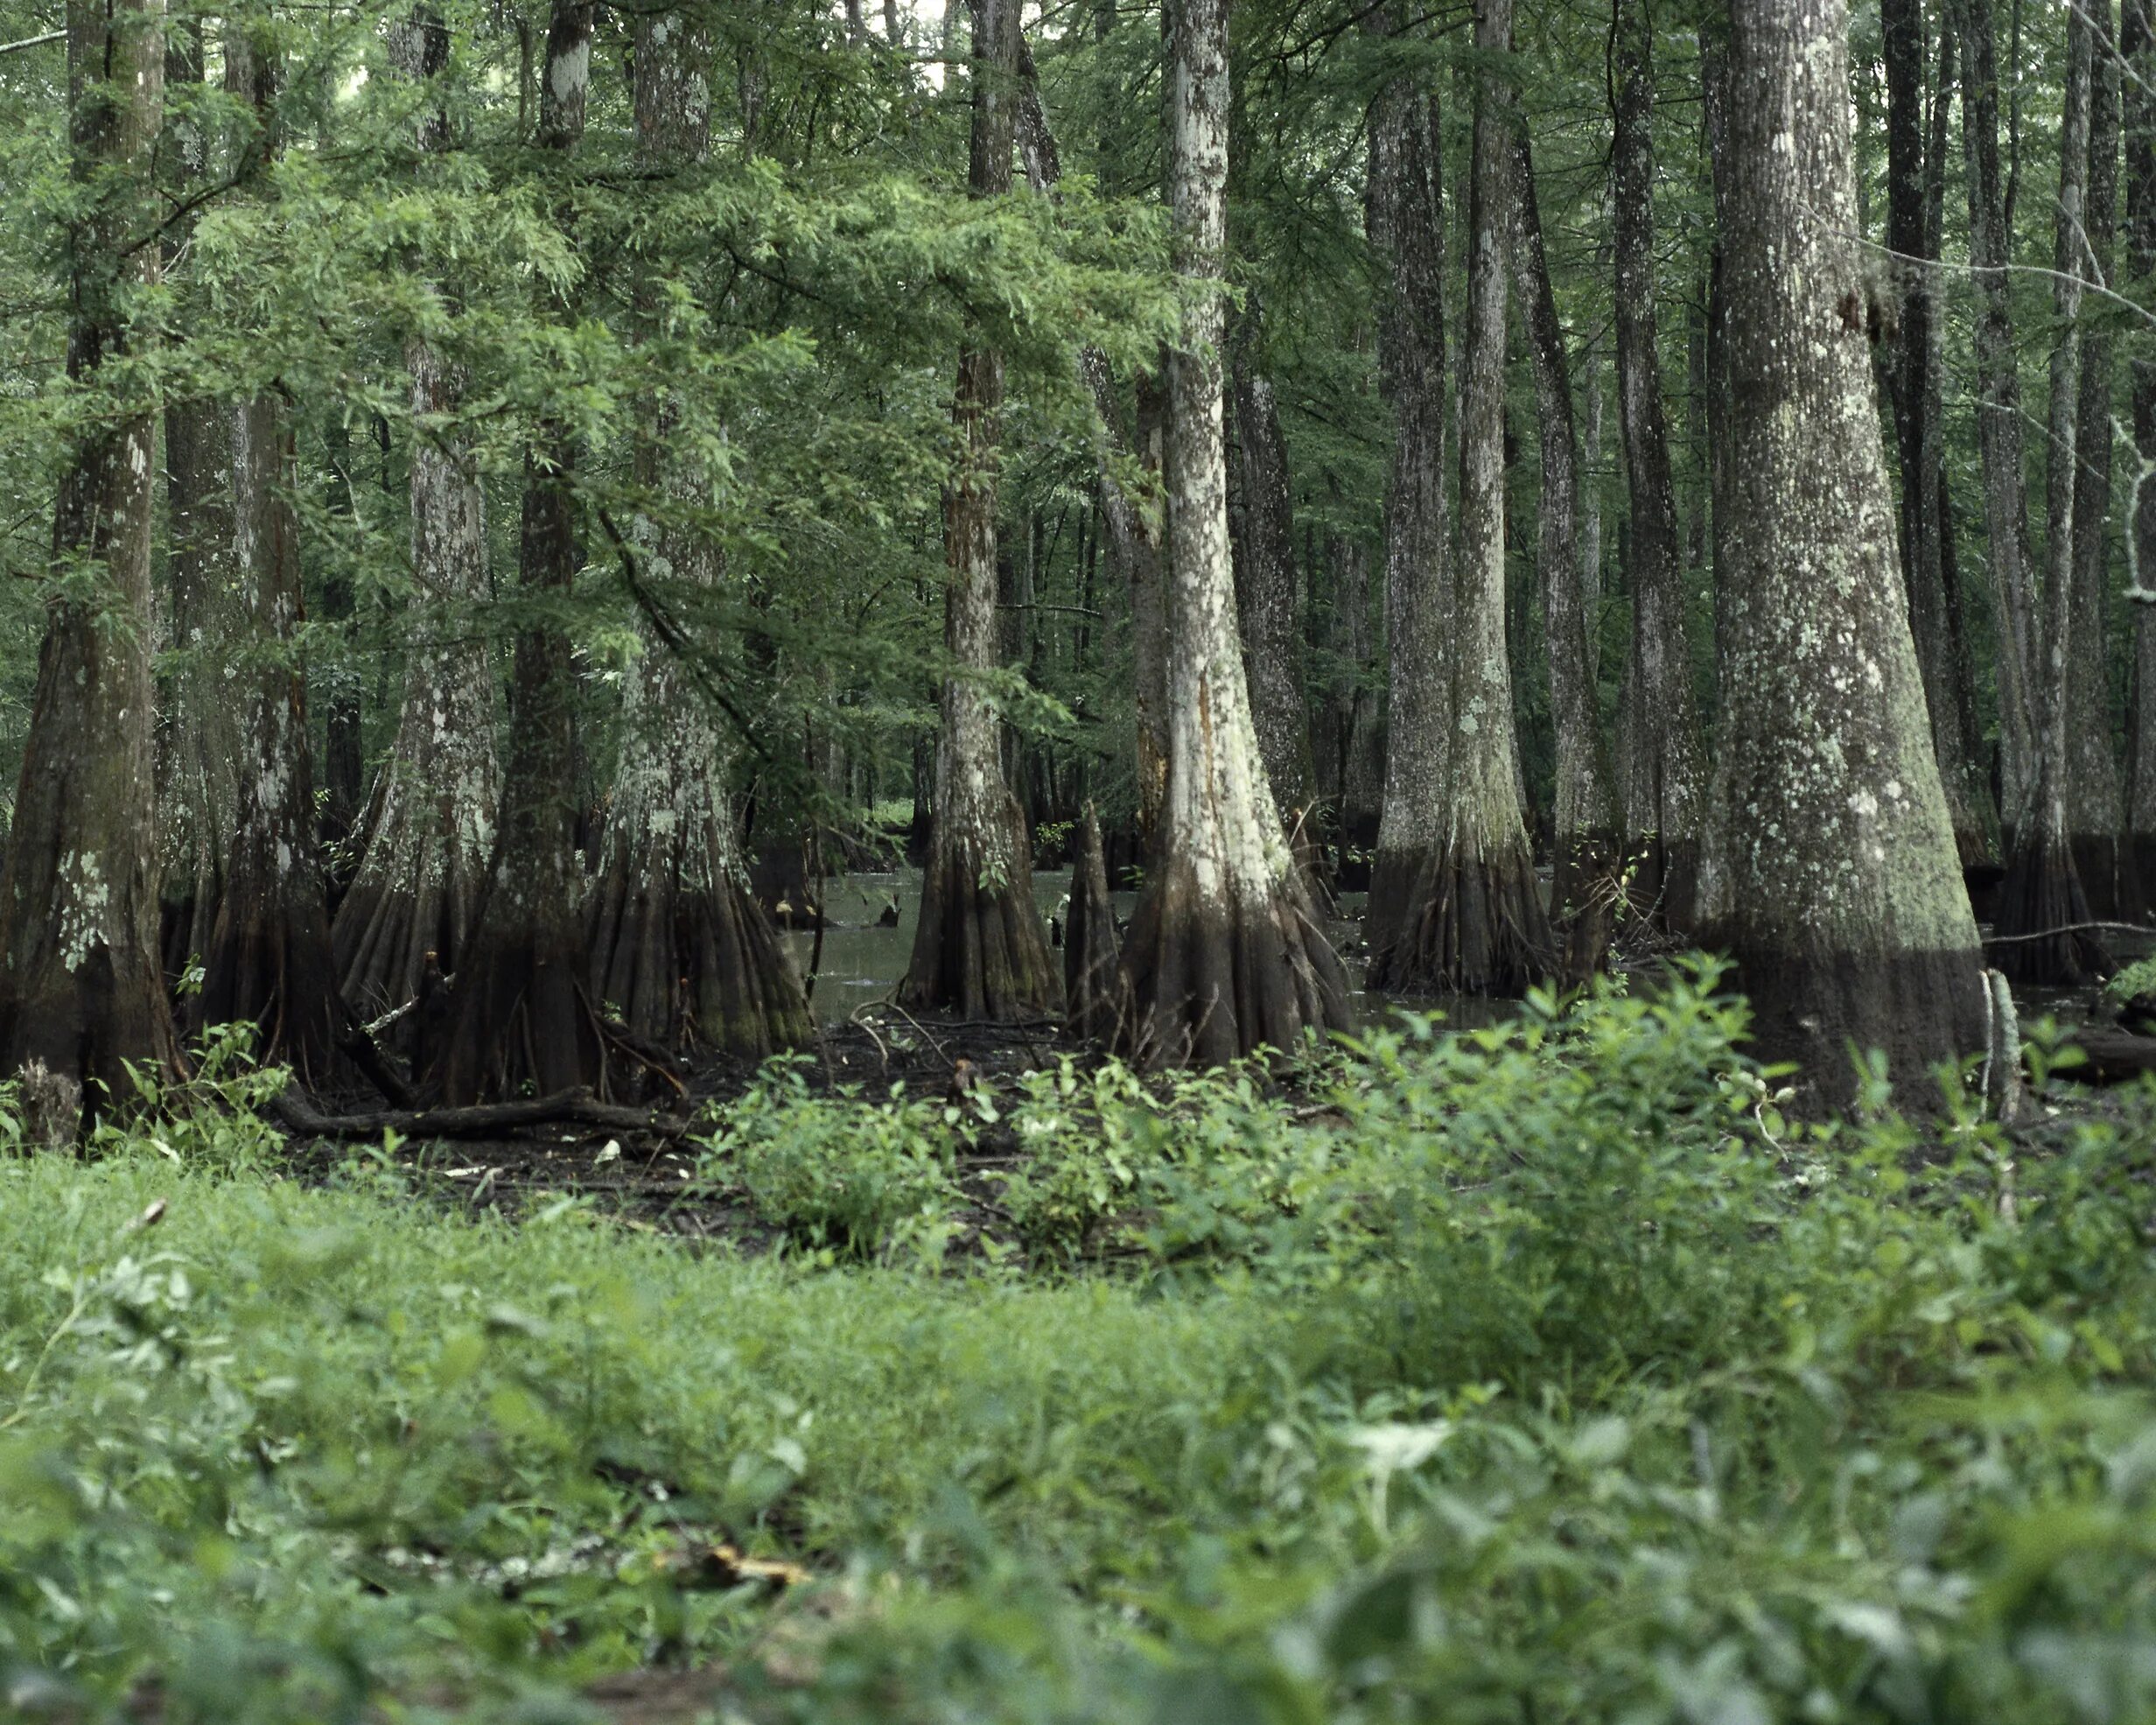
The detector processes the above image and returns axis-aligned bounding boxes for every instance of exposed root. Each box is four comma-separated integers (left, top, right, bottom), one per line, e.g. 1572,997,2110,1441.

272,1084,684,1142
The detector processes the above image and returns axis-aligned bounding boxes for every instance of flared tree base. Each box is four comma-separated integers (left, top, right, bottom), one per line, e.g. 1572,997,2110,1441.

1620,833,1700,936
1993,829,2111,987
2068,831,2135,923
1365,834,1552,997
1712,936,1990,1106
333,879,464,1023
590,869,811,1061
431,929,615,1106
1117,857,1349,1068
0,945,184,1123
901,836,1060,1021
200,898,344,1087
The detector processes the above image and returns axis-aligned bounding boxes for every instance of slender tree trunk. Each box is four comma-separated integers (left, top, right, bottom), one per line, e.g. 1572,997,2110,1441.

1063,803,1123,1040
1956,0,2040,830
2066,7,2130,916
1612,0,1705,932
0,0,182,1110
588,3,812,1056
318,414,366,848
1228,301,1320,867
1703,0,1984,1098
1885,0,1996,864
196,24,343,1082
1994,0,2105,981
432,0,614,1104
1512,123,1620,977
332,10,501,1017
1118,0,1348,1063
902,0,1060,1018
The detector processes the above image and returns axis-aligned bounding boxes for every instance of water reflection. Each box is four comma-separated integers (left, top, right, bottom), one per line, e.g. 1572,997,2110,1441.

777,869,1516,1034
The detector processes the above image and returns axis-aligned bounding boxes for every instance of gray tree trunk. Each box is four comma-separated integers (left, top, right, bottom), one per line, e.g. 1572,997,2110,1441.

1612,0,1706,932
1118,0,1348,1063
1702,0,1985,1099
902,0,1060,1018
1512,123,1620,977
588,3,812,1056
0,0,182,1109
332,11,502,1016
2127,0,2156,894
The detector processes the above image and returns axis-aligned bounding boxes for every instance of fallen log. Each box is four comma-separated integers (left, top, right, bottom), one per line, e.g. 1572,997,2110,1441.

2049,1028,2156,1086
272,1085,690,1141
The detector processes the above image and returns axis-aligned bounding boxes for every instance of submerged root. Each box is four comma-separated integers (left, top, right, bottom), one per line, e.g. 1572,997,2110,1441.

1117,856,1349,1068
1365,833,1551,998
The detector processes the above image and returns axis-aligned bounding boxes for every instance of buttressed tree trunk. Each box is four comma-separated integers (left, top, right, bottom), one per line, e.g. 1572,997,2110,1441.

0,0,183,1109
902,0,1060,1019
1883,0,1997,864
1118,0,1348,1063
332,9,500,1015
1612,0,1705,932
1511,123,1620,978
1994,1,2106,984
1064,803,1123,1041
1957,0,2040,830
588,2,811,1057
1703,0,1985,1097
1368,0,1550,994
199,25,343,1082
433,0,615,1104
1228,302,1320,869
2066,11,2129,917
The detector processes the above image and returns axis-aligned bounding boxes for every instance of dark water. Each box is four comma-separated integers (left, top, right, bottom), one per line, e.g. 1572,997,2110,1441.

779,868,1508,1032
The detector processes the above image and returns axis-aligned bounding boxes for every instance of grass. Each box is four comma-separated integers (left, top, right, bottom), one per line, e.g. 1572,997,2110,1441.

0,964,2152,1721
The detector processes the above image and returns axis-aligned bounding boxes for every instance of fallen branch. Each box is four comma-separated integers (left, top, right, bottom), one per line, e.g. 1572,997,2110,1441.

1983,920,2150,946
2049,1028,2156,1086
273,1086,690,1141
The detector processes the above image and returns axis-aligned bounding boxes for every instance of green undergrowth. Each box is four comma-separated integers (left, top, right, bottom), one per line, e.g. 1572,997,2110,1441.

0,964,2152,1721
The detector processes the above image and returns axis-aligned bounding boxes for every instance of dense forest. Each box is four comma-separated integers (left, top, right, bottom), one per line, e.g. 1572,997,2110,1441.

1,0,2155,1717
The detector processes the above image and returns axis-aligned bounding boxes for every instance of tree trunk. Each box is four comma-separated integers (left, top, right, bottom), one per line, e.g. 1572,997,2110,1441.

1512,123,1620,978
1064,803,1124,1041
195,14,342,1084
2066,9,2130,917
1884,0,1996,864
318,414,366,849
156,23,238,985
0,0,182,1111
1994,0,2105,983
332,10,501,1017
588,2,812,1058
2128,0,2156,894
1956,0,2040,830
1612,0,1706,933
1118,0,1348,1063
1702,0,1985,1099
431,0,612,1105
1228,302,1320,869
1367,0,1548,994
903,0,1060,1019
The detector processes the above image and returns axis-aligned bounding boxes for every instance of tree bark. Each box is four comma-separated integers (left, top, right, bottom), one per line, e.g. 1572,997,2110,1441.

432,0,613,1104
2066,7,2130,917
1884,0,1996,864
195,15,343,1084
1228,301,1320,867
1368,0,1549,995
1702,0,1985,1099
318,414,366,849
1994,0,2106,982
332,10,501,1018
1612,0,1706,933
1063,803,1124,1041
1956,0,2040,829
903,0,1061,1019
1118,0,1348,1063
2128,0,2156,893
1512,123,1620,978
588,2,812,1058
0,0,182,1111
